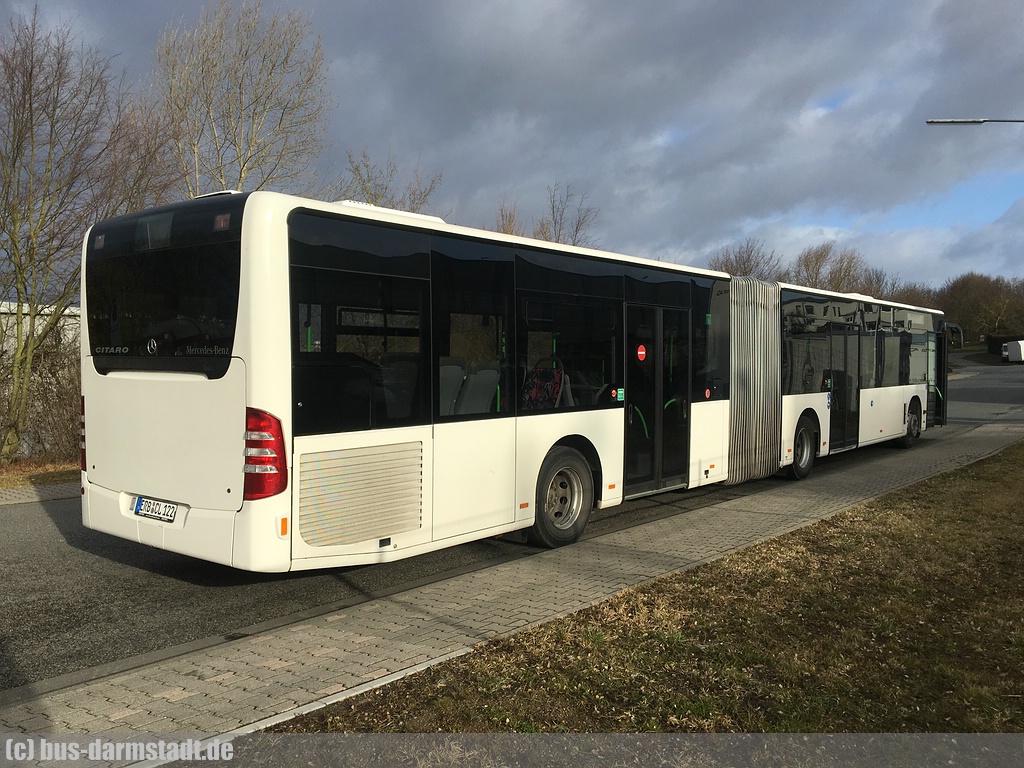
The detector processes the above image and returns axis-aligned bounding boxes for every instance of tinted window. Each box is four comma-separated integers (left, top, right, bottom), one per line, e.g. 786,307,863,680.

85,193,248,379
781,290,831,396
895,308,930,385
289,211,430,278
289,212,431,435
515,250,623,299
518,292,622,411
692,278,730,401
431,237,514,419
625,267,691,306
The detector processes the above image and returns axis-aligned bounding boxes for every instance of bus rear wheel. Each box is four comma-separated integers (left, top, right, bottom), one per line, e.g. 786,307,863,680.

529,447,594,548
789,415,816,480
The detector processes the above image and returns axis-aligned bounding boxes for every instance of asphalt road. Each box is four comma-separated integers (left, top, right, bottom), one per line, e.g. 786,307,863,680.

0,447,764,694
1,351,1019,696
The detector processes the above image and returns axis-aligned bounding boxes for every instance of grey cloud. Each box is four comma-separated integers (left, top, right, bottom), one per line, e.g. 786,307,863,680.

18,0,1024,285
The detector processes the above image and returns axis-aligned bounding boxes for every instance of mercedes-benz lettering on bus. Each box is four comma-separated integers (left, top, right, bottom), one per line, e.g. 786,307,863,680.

80,191,949,572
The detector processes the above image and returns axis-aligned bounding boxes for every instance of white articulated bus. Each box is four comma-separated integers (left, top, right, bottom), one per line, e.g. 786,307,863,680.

80,191,948,572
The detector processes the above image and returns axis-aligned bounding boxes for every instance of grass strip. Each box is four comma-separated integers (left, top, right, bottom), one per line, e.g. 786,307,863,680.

0,459,78,490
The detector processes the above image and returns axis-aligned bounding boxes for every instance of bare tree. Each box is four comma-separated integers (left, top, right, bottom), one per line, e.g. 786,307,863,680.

856,266,903,300
339,149,442,213
891,281,939,310
494,197,526,237
707,237,788,281
155,0,329,197
103,89,178,213
828,247,868,293
789,242,832,289
789,241,869,293
0,8,170,463
937,272,1024,342
533,181,599,248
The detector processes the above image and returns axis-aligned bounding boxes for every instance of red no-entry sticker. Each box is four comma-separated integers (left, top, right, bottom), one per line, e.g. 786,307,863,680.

636,344,647,361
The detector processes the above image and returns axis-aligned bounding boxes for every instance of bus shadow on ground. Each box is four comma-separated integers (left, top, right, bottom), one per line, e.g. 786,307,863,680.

40,498,301,588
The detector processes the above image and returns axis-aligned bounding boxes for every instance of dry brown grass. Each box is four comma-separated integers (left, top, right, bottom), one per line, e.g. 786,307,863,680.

0,458,78,489
270,441,1024,734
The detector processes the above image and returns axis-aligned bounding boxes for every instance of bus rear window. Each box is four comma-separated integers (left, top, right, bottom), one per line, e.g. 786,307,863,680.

85,194,249,379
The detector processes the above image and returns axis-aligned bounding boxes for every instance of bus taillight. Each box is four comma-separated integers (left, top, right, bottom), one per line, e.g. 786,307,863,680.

243,407,288,500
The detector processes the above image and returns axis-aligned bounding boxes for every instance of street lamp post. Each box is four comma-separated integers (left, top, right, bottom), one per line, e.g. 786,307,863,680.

926,118,1024,124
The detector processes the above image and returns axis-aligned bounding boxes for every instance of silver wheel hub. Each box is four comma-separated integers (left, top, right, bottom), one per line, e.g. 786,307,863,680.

795,430,811,465
545,467,584,530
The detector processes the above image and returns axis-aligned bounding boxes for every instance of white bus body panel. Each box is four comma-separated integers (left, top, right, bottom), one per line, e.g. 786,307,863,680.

81,360,250,568
778,385,927,467
858,384,928,446
688,399,730,487
515,409,624,517
290,426,436,567
287,410,623,570
233,194,293,428
433,420,516,539
82,363,246,508
82,483,240,567
780,392,830,466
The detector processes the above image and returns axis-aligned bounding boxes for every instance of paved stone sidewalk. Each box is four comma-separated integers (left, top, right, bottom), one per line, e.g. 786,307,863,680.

1,422,1022,737
0,482,79,507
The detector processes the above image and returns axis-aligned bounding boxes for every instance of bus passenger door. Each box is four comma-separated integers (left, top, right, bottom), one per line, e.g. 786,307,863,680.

930,329,948,427
624,306,690,496
828,322,859,450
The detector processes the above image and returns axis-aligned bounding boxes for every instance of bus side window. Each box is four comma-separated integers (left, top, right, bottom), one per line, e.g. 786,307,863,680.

431,239,513,419
518,295,621,412
780,290,830,396
291,267,430,435
879,307,900,387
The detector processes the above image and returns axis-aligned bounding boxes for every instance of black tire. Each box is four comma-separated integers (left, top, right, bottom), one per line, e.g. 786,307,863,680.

897,401,922,449
788,415,816,480
528,447,594,548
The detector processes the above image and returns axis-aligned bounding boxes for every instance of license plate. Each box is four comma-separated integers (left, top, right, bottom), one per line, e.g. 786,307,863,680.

132,496,178,522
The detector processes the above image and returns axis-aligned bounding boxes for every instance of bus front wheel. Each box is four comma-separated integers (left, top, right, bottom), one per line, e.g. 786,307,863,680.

897,402,922,449
789,416,816,480
529,447,594,548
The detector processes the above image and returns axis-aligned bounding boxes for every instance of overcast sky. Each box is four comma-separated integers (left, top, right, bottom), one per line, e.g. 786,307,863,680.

12,0,1024,287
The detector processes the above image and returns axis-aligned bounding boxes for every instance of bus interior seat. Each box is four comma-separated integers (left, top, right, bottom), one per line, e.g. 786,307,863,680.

454,362,499,415
561,371,574,406
522,358,571,409
439,358,465,415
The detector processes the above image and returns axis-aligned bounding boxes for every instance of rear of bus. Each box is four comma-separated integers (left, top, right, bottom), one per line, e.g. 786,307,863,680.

80,192,293,572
